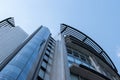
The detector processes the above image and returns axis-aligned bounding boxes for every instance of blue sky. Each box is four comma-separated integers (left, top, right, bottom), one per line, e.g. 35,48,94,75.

0,0,120,74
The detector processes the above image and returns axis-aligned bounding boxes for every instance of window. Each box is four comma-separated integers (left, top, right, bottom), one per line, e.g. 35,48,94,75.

45,50,50,56
43,55,49,62
38,38,55,80
41,61,47,69
38,69,45,79
67,48,94,70
47,47,51,52
48,44,52,49
67,55,74,62
75,58,81,64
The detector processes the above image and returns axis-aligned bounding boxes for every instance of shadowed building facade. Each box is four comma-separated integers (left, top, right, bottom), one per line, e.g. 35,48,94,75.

0,18,119,80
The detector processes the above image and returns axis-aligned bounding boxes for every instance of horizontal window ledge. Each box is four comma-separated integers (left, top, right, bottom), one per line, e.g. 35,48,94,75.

70,64,110,80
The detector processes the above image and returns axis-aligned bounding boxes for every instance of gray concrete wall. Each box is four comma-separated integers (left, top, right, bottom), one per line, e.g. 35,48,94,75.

50,40,66,80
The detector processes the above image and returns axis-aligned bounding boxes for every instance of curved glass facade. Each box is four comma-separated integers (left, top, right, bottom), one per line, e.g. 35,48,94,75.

0,26,50,80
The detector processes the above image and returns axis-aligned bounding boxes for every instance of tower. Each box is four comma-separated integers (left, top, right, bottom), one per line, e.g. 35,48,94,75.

0,18,119,80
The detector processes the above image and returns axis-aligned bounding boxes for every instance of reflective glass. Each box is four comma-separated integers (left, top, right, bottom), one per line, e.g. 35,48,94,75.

67,55,74,62
46,50,50,56
39,69,45,79
48,42,53,46
75,58,81,65
47,47,51,51
41,61,47,69
46,48,50,53
48,44,52,49
49,53,53,58
44,55,49,61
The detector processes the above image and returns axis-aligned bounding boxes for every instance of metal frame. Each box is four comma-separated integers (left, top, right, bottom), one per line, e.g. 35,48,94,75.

0,17,15,27
60,23,117,72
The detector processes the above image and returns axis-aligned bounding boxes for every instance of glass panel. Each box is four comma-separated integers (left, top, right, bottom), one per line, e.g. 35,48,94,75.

67,55,74,62
39,69,45,79
44,55,49,61
47,47,51,52
49,53,53,58
46,48,50,53
46,50,50,56
41,61,47,69
49,42,52,46
48,44,52,49
50,49,54,54
75,58,81,65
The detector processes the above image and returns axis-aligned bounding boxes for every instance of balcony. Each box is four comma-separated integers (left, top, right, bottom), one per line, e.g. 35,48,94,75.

61,24,117,73
69,64,110,80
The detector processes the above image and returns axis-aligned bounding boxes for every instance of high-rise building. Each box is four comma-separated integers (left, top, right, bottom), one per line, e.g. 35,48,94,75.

0,17,28,70
0,18,119,80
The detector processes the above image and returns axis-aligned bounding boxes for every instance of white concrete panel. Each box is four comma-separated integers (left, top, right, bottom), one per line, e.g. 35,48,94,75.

0,26,28,64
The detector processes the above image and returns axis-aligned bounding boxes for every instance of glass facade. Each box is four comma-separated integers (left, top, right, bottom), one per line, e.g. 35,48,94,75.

0,26,51,80
67,48,94,70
